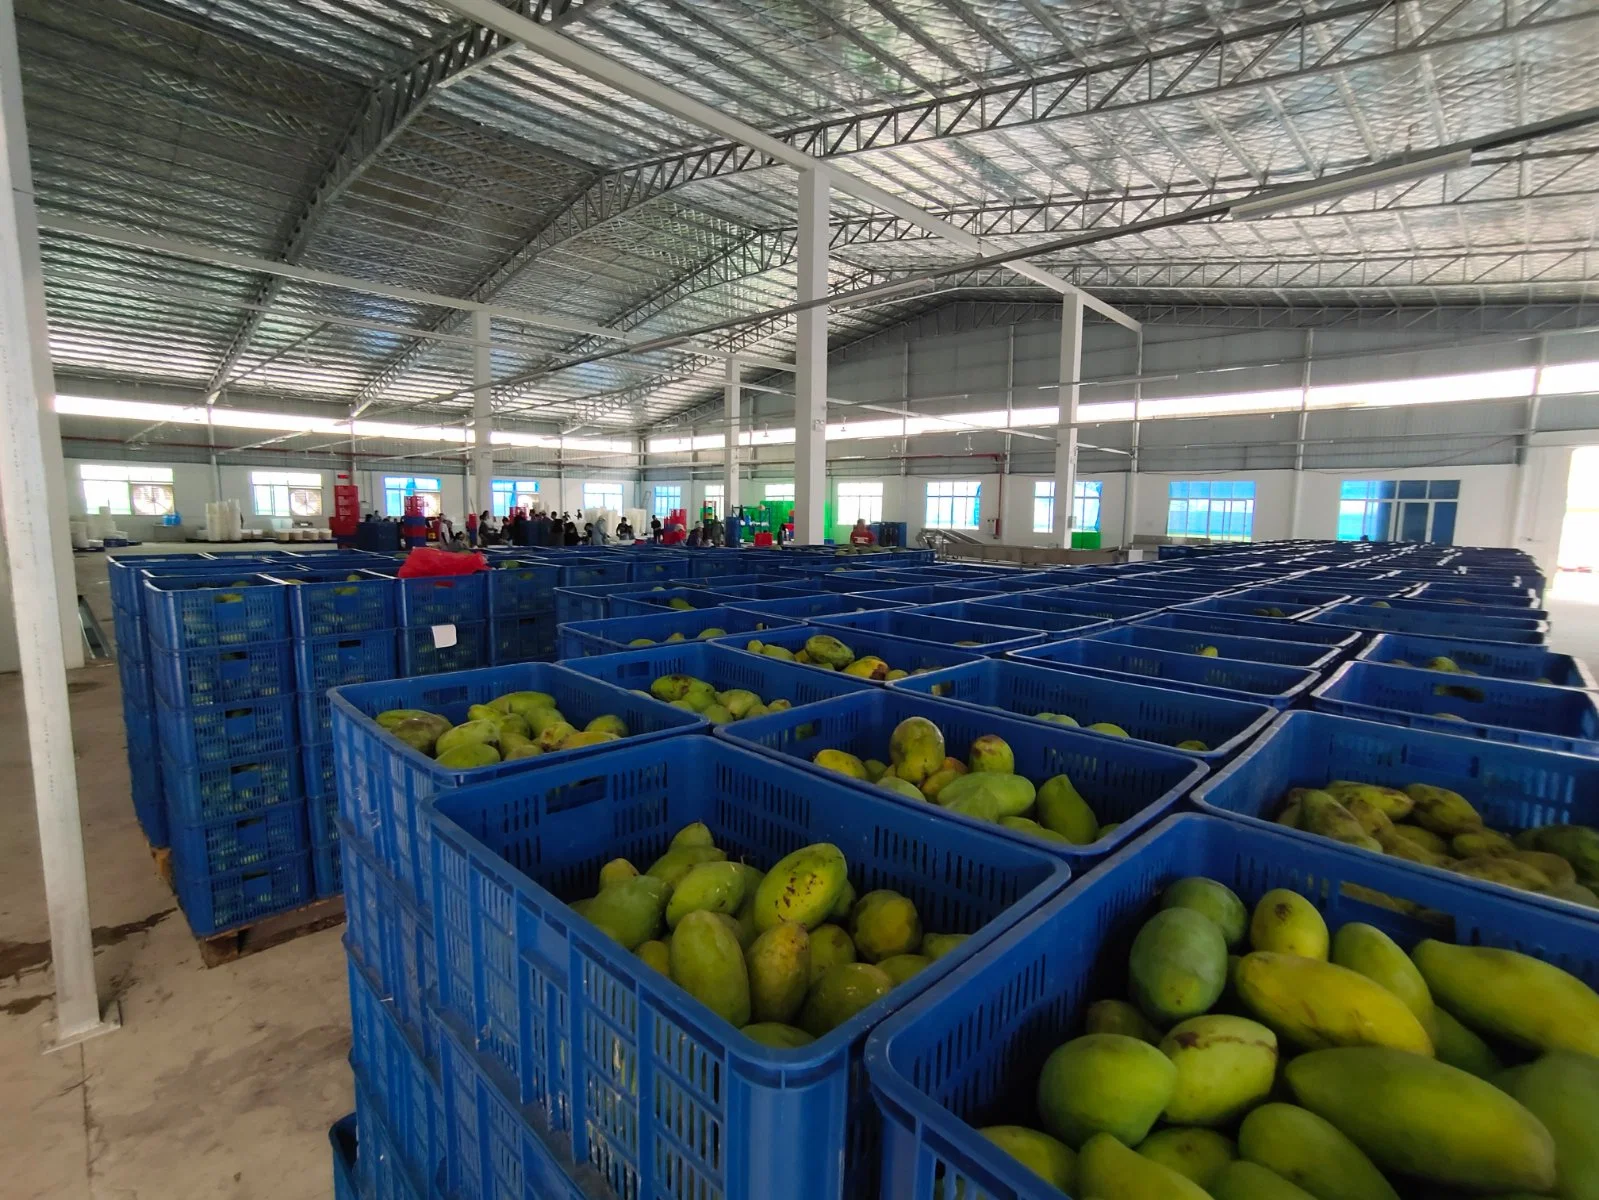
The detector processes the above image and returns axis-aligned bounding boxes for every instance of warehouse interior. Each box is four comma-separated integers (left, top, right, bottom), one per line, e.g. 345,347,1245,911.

2,0,1599,1196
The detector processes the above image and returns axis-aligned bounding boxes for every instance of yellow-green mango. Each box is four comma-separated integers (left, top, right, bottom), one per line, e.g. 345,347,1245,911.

1236,952,1433,1055
1330,922,1434,1031
1128,908,1229,1024
671,822,715,849
498,731,541,761
645,844,727,890
1386,823,1449,856
807,923,856,985
1298,790,1379,849
813,748,870,779
879,776,927,802
1451,854,1553,892
1211,1161,1319,1200
1431,1005,1502,1078
376,708,441,730
1510,849,1578,887
1412,939,1599,1055
745,921,810,1024
876,953,931,986
664,861,750,929
850,890,921,962
536,720,577,751
1285,1047,1557,1194
798,962,891,1036
999,816,1071,844
436,743,501,769
1453,828,1517,858
752,843,848,932
1161,877,1247,947
937,772,1035,819
980,1126,1075,1193
598,858,638,890
524,706,570,737
435,719,500,758
1249,888,1329,959
741,1022,813,1049
635,940,670,975
1035,774,1098,843
584,875,669,949
1159,1014,1278,1126
1077,1132,1211,1200
827,877,855,922
920,932,967,961
1138,1128,1236,1189
585,713,628,738
888,715,945,785
967,734,1014,774
1496,1052,1599,1200
920,767,961,800
1085,998,1161,1044
861,757,888,781
1237,1102,1399,1200
1375,825,1452,867
1405,783,1484,835
803,633,854,669
1326,781,1414,821
1035,1034,1176,1148
669,909,750,1026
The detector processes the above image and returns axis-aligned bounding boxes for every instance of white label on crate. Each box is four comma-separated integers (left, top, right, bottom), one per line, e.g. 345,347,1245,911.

431,623,457,648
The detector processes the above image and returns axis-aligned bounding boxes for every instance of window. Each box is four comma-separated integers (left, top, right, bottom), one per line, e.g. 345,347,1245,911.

652,485,682,519
1167,480,1255,541
583,482,624,512
490,479,539,518
251,470,322,518
1033,480,1102,534
703,483,724,519
79,464,174,517
1338,479,1459,543
836,481,883,526
925,480,982,530
764,483,795,503
382,476,441,518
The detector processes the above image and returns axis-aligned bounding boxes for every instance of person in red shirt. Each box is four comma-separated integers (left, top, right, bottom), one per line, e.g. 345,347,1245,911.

849,518,875,546
465,509,479,547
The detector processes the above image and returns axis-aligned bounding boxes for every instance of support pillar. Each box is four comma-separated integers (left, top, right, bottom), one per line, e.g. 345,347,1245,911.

1288,330,1312,538
1053,293,1084,549
1122,329,1142,551
1509,335,1547,548
794,168,828,545
724,357,741,517
472,309,494,518
0,0,114,1048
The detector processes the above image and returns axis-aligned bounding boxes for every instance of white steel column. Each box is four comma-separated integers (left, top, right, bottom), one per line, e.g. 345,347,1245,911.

0,0,114,1047
472,309,494,517
1288,330,1313,538
724,357,741,515
1510,335,1548,548
794,169,828,544
1054,294,1084,549
1122,330,1142,552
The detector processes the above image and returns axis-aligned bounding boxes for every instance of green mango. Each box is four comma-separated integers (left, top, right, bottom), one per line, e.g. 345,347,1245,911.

586,714,628,738
1077,1132,1210,1199
888,716,945,785
1237,1102,1399,1200
645,844,727,890
751,843,848,932
1035,774,1098,843
1129,908,1228,1024
806,923,856,985
669,910,750,1026
921,932,967,961
1159,1014,1278,1126
798,962,892,1036
741,1022,814,1049
664,862,749,929
980,1126,1076,1193
1085,998,1161,1044
598,858,638,889
1160,877,1247,948
1036,1034,1176,1148
1210,1161,1319,1200
745,922,810,1024
583,875,669,949
435,743,501,769
635,940,670,975
435,719,500,758
938,772,1035,819
375,708,439,729
1495,1052,1599,1200
876,953,931,986
849,890,921,962
1431,1006,1502,1079
967,734,1014,774
1138,1128,1236,1190
390,717,446,756
671,822,715,849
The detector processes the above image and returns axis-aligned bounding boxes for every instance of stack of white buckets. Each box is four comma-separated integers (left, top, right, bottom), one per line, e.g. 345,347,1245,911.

203,499,244,542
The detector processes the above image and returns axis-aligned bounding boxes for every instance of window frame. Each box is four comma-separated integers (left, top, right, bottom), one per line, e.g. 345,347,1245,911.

1032,480,1102,534
1336,479,1459,543
250,470,322,518
382,475,442,518
489,478,540,518
582,481,625,512
1166,480,1255,542
79,463,174,517
763,483,795,503
836,480,884,526
924,480,982,530
702,483,724,519
651,485,683,519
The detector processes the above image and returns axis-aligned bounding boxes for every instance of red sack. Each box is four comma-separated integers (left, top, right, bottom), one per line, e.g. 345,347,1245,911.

396,546,487,578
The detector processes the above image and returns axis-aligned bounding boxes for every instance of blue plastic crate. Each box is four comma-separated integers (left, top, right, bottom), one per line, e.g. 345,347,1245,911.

1136,608,1365,650
605,586,734,617
1090,622,1342,670
488,613,555,664
1227,584,1354,608
171,848,312,935
705,582,816,601
1348,593,1551,622
396,572,487,628
329,662,705,912
983,590,1163,623
428,735,1068,1200
941,571,1071,594
1311,659,1599,755
723,592,908,623
1174,594,1322,620
721,687,1205,863
347,955,443,1194
341,834,439,1066
155,691,296,767
1307,602,1548,643
117,647,154,707
557,556,632,590
273,569,396,638
811,609,1047,656
108,552,224,612
486,558,559,617
625,552,694,583
295,629,399,693
865,811,1599,1200
150,639,296,708
128,748,167,849
330,1114,357,1200
556,605,797,659
352,1069,431,1200
399,622,488,677
1411,581,1540,607
854,584,999,606
161,746,300,825
1358,631,1597,688
1011,637,1320,708
890,658,1276,763
712,623,986,682
911,600,1110,639
1193,710,1599,918
167,799,307,876
143,575,288,651
551,578,707,626
561,639,877,712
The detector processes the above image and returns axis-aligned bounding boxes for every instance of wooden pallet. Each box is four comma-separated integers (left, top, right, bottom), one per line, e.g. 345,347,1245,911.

194,895,346,968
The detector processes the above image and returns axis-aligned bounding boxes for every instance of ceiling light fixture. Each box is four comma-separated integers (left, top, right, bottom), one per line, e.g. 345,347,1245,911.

1228,149,1474,221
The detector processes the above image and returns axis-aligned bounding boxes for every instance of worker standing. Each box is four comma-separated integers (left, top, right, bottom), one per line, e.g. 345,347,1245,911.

465,509,479,548
849,518,875,546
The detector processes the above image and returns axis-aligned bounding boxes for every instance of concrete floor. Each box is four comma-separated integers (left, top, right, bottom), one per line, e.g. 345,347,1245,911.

0,549,1593,1198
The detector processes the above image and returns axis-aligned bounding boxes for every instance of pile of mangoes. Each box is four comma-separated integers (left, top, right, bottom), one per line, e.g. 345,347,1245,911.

625,627,726,647
570,823,967,1045
744,633,938,683
961,875,1599,1199
1032,710,1209,752
643,673,793,724
813,717,1117,846
375,690,626,767
1385,654,1478,674
1274,779,1599,906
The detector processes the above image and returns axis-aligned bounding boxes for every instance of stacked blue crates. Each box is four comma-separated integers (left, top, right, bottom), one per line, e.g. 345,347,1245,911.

280,568,398,897
143,573,311,934
485,554,558,663
395,570,489,675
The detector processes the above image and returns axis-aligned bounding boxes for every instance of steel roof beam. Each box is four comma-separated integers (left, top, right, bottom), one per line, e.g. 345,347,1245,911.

201,0,600,399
